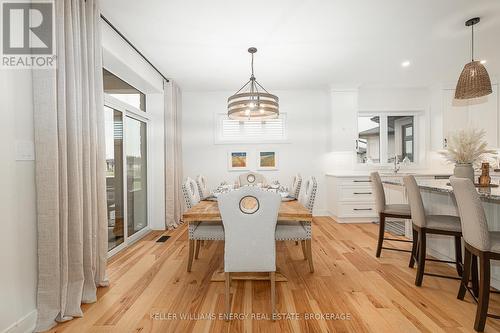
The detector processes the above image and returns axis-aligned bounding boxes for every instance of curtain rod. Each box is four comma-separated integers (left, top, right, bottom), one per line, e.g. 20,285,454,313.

100,14,169,83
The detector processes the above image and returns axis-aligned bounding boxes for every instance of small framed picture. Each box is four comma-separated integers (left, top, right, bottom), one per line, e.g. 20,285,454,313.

228,151,249,171
257,151,278,170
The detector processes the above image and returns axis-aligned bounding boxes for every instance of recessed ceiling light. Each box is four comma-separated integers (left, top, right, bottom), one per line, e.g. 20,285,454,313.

401,60,411,67
480,60,487,64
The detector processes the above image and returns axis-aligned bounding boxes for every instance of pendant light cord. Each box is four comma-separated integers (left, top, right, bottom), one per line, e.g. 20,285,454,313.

471,24,474,61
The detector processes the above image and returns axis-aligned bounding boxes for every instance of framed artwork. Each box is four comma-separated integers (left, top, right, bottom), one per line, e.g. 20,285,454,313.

228,151,249,171
257,151,278,170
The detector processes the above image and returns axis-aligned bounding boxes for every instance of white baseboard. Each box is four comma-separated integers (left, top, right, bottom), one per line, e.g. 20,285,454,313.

312,209,330,216
2,310,37,333
323,211,376,224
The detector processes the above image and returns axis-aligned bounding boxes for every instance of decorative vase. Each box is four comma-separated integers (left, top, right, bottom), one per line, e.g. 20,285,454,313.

454,163,475,182
479,162,491,186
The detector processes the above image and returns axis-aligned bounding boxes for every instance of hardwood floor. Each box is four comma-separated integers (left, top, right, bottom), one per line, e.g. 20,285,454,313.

49,217,500,333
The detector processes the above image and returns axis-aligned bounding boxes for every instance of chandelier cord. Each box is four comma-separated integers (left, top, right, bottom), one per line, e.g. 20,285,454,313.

251,52,254,77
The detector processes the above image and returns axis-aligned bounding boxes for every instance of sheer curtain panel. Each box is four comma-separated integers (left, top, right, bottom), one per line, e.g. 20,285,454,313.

33,0,108,331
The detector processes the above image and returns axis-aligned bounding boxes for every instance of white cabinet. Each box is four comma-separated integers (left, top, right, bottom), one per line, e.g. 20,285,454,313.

326,174,436,225
326,175,377,223
442,84,499,148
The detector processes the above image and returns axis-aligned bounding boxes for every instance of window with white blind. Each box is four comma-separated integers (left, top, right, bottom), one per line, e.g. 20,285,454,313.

215,113,287,144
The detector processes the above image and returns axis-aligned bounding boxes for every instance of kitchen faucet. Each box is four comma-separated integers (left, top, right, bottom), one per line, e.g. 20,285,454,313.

393,154,400,173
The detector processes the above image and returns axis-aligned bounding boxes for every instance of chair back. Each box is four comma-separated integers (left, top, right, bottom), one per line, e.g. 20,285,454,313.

218,187,281,272
299,177,317,213
450,177,490,251
182,177,200,209
290,174,302,199
370,172,386,214
196,175,211,199
239,172,266,186
403,175,426,227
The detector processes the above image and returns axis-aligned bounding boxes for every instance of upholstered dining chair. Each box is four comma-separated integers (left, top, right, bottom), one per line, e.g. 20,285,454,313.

290,174,302,199
238,172,266,186
371,172,413,258
276,176,317,272
182,177,224,272
403,175,463,286
196,174,211,200
218,187,281,320
451,177,500,332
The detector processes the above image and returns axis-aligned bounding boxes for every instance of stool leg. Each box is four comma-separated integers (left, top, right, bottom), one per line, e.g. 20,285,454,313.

409,228,418,268
415,229,426,286
472,255,479,297
454,235,463,277
457,246,471,300
376,213,385,258
474,254,490,332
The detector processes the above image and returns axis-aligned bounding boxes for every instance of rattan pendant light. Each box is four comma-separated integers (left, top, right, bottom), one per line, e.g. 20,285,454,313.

455,17,492,99
227,47,279,120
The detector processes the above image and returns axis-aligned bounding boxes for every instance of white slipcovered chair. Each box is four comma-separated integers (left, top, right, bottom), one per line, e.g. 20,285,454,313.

218,187,281,320
195,174,211,200
182,177,224,272
276,176,317,272
290,174,302,199
238,172,266,186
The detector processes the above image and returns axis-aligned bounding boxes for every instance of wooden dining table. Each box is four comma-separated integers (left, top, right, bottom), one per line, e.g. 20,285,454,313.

182,199,313,282
182,199,312,223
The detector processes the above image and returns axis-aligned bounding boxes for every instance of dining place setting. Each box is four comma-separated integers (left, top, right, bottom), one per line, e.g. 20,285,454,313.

181,171,317,318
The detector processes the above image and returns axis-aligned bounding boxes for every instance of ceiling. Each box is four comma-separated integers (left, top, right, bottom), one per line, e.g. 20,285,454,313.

100,0,500,91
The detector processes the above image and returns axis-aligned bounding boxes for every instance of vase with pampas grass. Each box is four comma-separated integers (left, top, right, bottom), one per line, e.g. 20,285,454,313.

439,128,496,182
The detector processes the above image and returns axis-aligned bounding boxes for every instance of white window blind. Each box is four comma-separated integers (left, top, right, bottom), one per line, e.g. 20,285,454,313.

215,113,287,143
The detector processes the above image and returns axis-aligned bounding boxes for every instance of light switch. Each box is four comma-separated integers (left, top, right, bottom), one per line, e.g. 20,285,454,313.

15,140,35,161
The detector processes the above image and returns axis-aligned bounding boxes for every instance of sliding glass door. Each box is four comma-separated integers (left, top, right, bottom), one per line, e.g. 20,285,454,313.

105,107,125,251
126,117,148,237
104,96,149,255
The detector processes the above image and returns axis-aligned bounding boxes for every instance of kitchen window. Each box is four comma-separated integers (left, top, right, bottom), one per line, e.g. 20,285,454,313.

356,113,417,164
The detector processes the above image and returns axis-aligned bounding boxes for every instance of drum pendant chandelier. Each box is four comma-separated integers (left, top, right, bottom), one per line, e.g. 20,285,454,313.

455,17,492,100
227,47,279,120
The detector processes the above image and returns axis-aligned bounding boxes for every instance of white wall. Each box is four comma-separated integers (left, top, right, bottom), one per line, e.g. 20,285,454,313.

0,70,38,333
182,89,330,215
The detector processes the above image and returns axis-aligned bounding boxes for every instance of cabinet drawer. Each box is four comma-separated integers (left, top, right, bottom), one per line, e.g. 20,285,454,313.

339,177,372,186
339,186,374,202
338,203,377,217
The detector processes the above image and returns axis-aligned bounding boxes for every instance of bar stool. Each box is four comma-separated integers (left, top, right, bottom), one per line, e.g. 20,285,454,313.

404,175,463,286
451,177,500,332
371,172,412,257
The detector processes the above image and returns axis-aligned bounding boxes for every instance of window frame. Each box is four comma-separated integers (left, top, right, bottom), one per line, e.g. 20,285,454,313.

214,112,289,144
402,123,414,162
356,110,423,166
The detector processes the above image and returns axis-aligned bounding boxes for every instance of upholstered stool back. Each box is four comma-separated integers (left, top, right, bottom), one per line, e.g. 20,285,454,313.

450,177,491,251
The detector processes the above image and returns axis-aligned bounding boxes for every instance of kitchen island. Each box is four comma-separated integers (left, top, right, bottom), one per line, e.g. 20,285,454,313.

383,177,500,289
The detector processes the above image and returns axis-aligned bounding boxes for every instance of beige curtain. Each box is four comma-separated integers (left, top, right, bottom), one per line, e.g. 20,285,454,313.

164,80,184,228
33,0,108,331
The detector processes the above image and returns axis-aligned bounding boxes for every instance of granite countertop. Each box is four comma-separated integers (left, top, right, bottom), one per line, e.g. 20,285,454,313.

326,171,452,178
383,178,500,201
